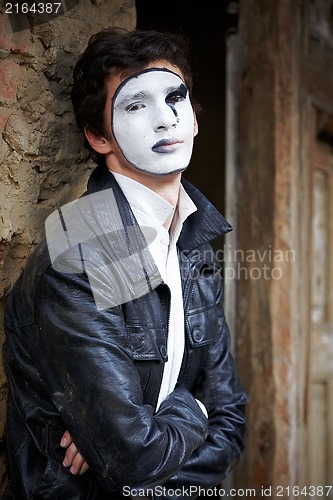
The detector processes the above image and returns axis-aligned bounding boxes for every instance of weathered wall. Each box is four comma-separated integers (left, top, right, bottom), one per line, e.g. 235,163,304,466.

0,0,136,490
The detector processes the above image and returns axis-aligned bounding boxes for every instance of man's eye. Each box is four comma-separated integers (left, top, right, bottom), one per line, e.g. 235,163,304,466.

166,93,185,105
125,102,145,112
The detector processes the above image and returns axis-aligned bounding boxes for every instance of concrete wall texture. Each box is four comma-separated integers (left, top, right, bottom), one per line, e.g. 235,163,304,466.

0,0,136,489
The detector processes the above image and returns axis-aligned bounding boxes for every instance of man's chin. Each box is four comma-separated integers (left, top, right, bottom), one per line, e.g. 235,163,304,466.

132,164,189,177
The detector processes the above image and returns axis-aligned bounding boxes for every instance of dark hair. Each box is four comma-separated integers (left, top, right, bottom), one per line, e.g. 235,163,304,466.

71,27,196,162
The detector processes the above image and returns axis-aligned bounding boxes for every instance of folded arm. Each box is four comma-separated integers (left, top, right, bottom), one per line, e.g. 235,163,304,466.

34,266,208,491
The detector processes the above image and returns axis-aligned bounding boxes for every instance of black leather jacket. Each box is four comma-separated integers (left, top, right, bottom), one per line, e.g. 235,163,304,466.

3,165,247,499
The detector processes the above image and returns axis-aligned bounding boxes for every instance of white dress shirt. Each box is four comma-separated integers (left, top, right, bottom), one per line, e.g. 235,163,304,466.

112,172,197,409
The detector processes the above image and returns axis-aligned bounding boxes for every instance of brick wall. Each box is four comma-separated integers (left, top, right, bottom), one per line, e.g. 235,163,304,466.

0,0,136,491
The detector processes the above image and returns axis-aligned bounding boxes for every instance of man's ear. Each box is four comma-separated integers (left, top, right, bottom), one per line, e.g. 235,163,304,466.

84,127,113,154
193,113,199,137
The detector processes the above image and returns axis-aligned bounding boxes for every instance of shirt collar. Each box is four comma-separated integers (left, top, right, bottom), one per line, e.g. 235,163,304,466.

171,184,197,243
111,171,197,242
87,165,233,253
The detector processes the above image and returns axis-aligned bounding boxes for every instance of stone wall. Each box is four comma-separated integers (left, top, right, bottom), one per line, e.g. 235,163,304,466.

0,0,136,491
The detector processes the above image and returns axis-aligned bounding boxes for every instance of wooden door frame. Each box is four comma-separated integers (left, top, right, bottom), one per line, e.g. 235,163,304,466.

225,0,313,491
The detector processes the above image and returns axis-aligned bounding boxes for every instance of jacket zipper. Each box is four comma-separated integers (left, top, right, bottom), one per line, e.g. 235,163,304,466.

177,261,206,385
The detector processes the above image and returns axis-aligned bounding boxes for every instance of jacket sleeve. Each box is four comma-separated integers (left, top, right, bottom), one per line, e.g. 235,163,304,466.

159,272,247,498
32,265,209,492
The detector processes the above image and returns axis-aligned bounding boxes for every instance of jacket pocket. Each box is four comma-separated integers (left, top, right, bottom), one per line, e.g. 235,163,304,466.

186,307,219,348
126,324,166,401
126,324,166,361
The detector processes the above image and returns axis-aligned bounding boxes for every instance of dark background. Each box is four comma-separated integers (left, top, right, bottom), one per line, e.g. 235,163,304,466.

135,1,232,213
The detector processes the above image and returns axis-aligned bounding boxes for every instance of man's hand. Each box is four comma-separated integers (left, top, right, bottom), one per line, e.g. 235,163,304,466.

60,430,90,475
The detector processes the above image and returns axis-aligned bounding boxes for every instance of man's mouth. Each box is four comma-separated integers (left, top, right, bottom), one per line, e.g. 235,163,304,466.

152,138,182,153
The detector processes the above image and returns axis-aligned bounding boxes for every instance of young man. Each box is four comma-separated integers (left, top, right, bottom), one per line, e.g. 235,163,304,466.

3,28,247,499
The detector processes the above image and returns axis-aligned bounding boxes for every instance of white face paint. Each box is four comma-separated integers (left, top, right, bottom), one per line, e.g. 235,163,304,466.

111,68,195,176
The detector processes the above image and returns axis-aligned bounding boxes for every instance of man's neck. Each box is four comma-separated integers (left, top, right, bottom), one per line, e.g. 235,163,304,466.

106,162,182,208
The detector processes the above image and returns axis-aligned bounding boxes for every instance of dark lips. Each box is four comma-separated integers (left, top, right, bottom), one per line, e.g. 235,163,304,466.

152,138,182,153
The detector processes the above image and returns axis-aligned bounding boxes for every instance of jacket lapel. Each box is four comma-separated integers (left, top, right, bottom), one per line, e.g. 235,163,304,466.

86,164,232,255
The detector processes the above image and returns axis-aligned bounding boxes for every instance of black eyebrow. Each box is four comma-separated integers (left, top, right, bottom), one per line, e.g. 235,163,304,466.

166,84,188,96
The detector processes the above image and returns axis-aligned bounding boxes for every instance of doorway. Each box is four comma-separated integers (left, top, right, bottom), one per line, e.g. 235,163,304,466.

135,1,229,213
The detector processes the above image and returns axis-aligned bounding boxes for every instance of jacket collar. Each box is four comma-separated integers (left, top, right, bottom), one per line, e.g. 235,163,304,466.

86,164,232,254
178,178,232,253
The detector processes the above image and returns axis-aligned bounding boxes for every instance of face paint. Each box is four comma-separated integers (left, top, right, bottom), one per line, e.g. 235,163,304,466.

111,68,195,176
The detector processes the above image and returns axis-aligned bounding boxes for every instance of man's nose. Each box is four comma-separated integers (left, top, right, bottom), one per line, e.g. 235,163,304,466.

153,103,177,131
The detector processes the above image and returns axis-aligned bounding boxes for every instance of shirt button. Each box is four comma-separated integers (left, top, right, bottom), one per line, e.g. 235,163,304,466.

160,345,168,359
193,329,204,342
